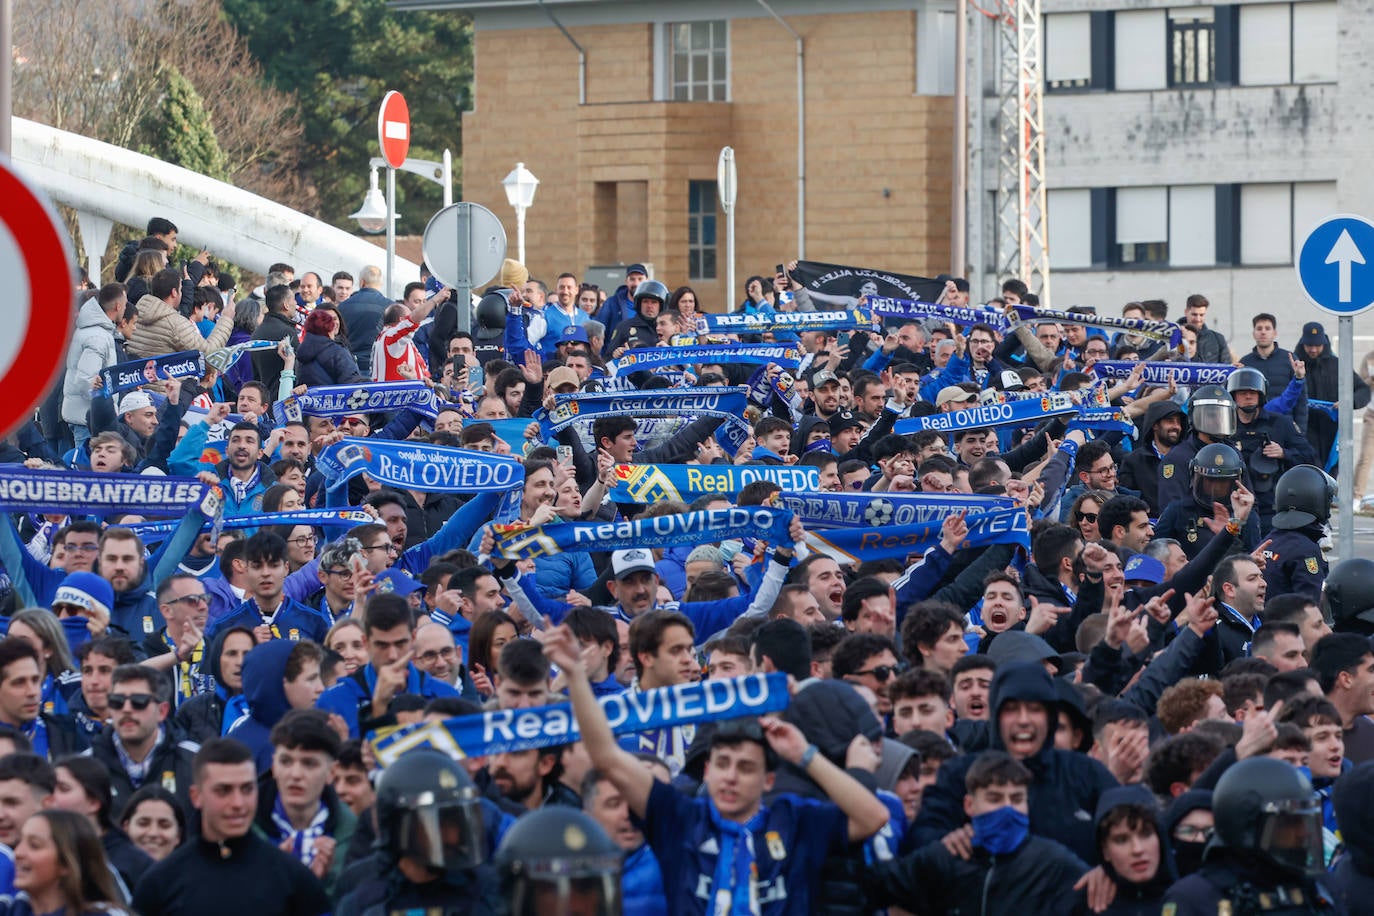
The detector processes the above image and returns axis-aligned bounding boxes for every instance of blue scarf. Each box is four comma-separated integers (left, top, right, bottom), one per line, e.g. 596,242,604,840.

271,380,439,425
1089,360,1234,387
895,392,1079,435
102,350,205,395
492,507,793,559
776,491,1016,528
697,308,874,335
1010,304,1182,346
806,506,1030,563
610,464,820,503
539,387,751,442
706,797,769,916
0,468,220,518
271,795,330,866
205,339,278,373
867,296,1005,329
606,344,801,377
228,465,261,505
125,508,373,540
317,437,525,492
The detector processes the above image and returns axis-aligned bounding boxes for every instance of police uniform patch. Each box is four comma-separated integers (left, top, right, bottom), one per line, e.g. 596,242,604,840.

1306,557,1320,574
1163,464,1175,479
766,830,786,860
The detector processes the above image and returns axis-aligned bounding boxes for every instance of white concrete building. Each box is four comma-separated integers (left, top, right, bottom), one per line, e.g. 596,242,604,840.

1019,0,1363,348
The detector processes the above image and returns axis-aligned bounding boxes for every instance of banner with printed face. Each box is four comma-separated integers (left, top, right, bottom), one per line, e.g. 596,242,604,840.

371,672,791,764
788,260,945,308
102,351,204,395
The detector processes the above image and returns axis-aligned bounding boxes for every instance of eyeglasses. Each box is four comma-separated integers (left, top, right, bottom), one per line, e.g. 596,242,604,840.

416,647,457,664
323,567,352,577
362,543,399,555
1173,824,1214,843
165,594,209,607
287,534,318,547
1077,512,1098,524
853,664,905,682
62,543,99,554
108,693,155,711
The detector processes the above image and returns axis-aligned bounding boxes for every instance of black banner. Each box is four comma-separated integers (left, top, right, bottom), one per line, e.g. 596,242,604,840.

789,260,945,309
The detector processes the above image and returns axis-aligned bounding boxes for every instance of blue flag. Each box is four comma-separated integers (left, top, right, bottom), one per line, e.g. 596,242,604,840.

102,351,204,395
776,491,1017,528
610,464,821,503
607,343,801,377
492,507,793,560
371,673,791,764
317,438,525,493
805,506,1030,564
895,392,1079,435
272,381,439,425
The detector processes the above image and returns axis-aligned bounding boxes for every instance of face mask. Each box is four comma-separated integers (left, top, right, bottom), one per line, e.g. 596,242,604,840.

971,805,1029,855
1172,840,1206,877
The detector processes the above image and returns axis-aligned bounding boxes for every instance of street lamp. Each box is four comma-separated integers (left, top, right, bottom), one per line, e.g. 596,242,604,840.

350,150,454,234
501,161,539,264
349,166,392,234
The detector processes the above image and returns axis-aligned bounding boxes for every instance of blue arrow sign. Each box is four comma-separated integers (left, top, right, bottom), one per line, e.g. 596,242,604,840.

1296,214,1374,316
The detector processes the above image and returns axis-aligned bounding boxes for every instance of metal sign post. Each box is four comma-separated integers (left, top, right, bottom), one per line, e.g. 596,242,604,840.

1295,214,1374,562
718,147,738,310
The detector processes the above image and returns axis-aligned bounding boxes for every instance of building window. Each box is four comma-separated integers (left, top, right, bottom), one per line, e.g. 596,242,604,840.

668,21,727,101
1169,8,1215,87
1046,13,1093,91
1114,186,1170,268
688,181,718,280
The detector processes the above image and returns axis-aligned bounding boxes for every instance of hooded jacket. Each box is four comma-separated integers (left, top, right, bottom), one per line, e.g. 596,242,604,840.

295,330,366,388
1329,763,1374,909
126,293,235,358
1161,789,1213,880
911,662,1118,863
62,298,118,426
1301,332,1371,406
1070,785,1175,915
1119,400,1185,516
174,626,251,743
227,640,297,773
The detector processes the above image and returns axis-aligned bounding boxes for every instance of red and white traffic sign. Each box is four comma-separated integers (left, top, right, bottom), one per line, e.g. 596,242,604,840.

377,91,411,170
0,158,74,438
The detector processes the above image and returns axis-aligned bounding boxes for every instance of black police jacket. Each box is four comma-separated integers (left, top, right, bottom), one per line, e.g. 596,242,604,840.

1163,859,1344,915
1235,414,1317,518
335,867,503,916
1262,526,1327,606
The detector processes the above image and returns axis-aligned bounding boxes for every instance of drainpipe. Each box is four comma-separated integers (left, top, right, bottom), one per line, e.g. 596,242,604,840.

537,0,586,104
755,0,805,258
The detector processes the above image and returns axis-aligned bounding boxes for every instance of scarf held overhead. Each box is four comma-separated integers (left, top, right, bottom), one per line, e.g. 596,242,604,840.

610,464,822,503
696,308,876,335
776,491,1017,528
1089,360,1236,387
607,343,801,377
317,437,525,492
1010,304,1182,346
492,507,793,560
894,391,1079,435
102,351,205,395
539,386,751,438
370,672,790,764
805,506,1031,564
0,468,221,517
124,508,375,539
866,297,1007,329
271,381,439,425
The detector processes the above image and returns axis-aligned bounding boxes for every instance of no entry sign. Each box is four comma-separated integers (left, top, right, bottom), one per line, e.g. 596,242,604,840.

0,158,74,438
378,91,411,170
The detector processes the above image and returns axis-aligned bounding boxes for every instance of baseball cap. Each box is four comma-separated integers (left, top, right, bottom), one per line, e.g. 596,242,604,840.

936,385,977,408
374,568,424,597
1300,322,1328,348
546,366,580,393
1122,554,1165,585
611,549,656,580
118,391,154,415
813,370,840,389
829,410,863,435
559,325,589,344
625,263,648,278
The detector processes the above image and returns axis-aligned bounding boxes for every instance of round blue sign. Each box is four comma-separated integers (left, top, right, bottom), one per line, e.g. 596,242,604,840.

1296,214,1374,316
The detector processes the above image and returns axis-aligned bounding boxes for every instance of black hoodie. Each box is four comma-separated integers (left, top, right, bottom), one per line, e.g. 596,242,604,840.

1161,789,1213,880
1071,785,1175,915
172,626,250,743
1330,762,1374,909
910,662,1119,862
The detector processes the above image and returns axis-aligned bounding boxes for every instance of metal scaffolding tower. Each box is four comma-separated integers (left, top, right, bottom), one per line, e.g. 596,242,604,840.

992,0,1050,302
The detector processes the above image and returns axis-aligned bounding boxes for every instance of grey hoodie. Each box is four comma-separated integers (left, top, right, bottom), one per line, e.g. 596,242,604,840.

62,297,118,426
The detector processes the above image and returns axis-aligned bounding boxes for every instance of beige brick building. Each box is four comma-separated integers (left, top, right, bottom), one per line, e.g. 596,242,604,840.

397,0,958,312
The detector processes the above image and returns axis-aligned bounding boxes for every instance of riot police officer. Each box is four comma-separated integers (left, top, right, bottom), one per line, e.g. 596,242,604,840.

1163,757,1343,914
1322,557,1374,637
1262,465,1335,605
336,748,503,916
494,805,623,916
1158,385,1245,508
1230,368,1318,530
1156,442,1261,560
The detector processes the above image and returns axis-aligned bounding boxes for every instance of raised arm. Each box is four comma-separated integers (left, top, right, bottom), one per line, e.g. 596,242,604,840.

759,716,889,842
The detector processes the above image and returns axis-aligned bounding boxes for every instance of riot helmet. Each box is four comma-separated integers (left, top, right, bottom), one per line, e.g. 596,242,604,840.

1226,368,1269,422
475,291,511,342
1189,442,1243,507
1322,557,1374,632
1212,757,1324,877
495,806,623,916
374,748,486,876
1271,465,1336,530
633,279,669,319
1187,385,1237,439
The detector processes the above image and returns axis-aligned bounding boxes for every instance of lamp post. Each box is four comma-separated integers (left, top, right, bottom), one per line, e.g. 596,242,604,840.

350,150,454,232
501,162,539,265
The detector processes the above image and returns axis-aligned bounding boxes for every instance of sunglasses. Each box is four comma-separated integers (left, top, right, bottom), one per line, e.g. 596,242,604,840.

1077,512,1098,524
108,693,155,711
853,664,905,682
